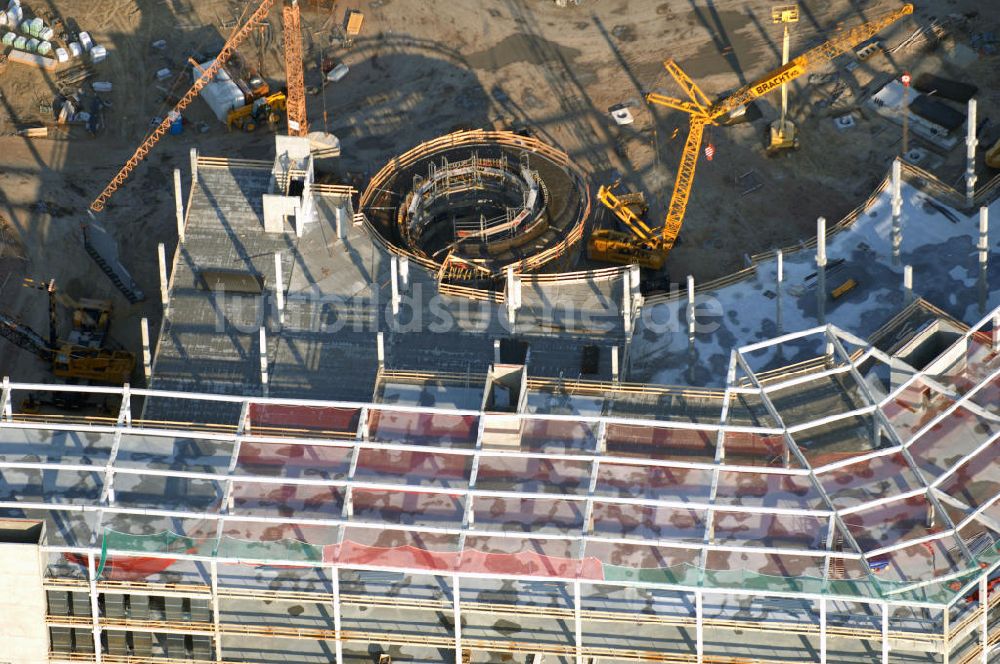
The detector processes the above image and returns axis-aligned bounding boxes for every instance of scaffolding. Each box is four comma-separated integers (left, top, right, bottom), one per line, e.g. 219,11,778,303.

3,305,1000,662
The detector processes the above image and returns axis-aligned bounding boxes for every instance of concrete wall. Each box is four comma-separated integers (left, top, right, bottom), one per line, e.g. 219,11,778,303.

0,524,49,664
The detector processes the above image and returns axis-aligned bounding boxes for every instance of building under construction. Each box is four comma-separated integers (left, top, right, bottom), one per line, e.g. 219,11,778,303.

0,127,997,664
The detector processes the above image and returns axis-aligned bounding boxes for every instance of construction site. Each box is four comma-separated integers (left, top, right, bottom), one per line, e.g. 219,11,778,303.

0,0,999,663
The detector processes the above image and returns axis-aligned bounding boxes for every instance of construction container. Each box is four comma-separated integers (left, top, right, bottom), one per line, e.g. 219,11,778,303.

25,36,38,52
68,41,81,58
54,47,68,62
7,0,20,9
0,11,7,28
92,81,112,92
1,31,15,46
36,40,51,56
78,31,92,51
27,16,41,37
18,18,28,34
345,9,363,36
12,34,26,50
89,45,106,63
39,25,53,40
6,6,22,24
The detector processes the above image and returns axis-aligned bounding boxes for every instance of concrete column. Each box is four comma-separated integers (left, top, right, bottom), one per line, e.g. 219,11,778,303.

390,256,400,317
573,580,583,664
377,332,385,369
453,575,462,664
623,269,632,334
967,99,978,208
816,217,827,324
629,264,641,300
687,275,696,382
981,575,989,664
332,568,344,664
140,317,152,381
174,168,185,243
274,252,285,326
904,264,913,304
882,603,890,664
259,327,269,398
776,250,784,336
400,256,410,290
695,590,704,664
943,609,950,664
979,207,989,314
819,598,827,664
506,266,520,330
189,147,199,184
157,242,169,310
891,159,903,265
611,345,619,383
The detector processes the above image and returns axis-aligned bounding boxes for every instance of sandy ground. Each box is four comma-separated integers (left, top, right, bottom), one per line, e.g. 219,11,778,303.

0,0,998,385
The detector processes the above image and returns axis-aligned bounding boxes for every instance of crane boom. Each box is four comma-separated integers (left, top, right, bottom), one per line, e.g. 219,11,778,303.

709,3,913,120
89,0,278,212
282,0,308,136
640,2,912,260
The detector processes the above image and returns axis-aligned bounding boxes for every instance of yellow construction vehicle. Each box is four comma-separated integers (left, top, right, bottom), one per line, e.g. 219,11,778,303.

588,3,913,269
588,182,664,269
227,91,288,132
17,278,135,384
89,0,309,211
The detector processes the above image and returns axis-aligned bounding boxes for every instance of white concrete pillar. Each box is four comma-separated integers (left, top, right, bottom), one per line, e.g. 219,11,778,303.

817,217,827,324
259,327,269,398
686,275,696,333
623,270,632,334
506,266,520,329
400,256,410,290
189,147,199,184
629,264,641,300
390,256,400,317
891,159,903,265
157,242,169,310
611,345,619,383
979,207,989,313
882,603,890,664
140,317,152,381
493,340,501,365
981,575,989,664
174,168,185,243
993,311,1000,352
377,332,385,368
453,575,462,664
332,568,344,664
695,591,704,664
967,99,978,208
573,580,583,664
904,264,913,304
274,252,285,326
819,598,827,664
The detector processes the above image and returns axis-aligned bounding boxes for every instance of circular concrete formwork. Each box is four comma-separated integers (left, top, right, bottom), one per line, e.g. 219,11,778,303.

359,131,590,285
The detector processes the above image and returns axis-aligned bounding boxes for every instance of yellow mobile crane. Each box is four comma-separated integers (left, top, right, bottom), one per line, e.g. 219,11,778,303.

588,3,914,270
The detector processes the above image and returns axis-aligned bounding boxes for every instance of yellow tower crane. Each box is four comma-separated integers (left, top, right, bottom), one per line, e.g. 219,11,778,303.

588,3,914,270
89,0,309,212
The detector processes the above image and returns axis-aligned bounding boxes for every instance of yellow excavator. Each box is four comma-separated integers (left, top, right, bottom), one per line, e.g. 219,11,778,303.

227,90,288,132
588,3,914,269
